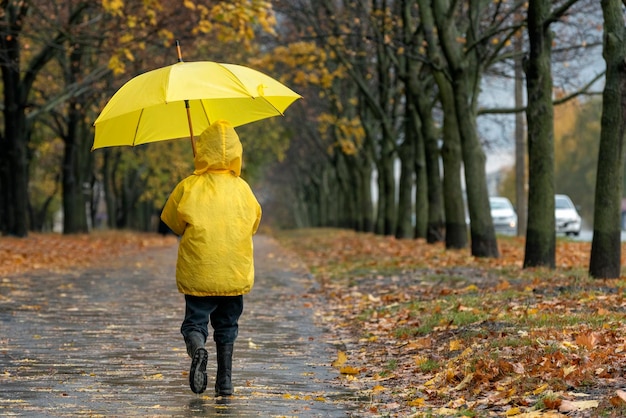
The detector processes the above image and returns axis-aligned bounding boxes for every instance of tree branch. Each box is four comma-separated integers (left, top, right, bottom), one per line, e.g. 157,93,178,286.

478,70,605,115
546,0,582,26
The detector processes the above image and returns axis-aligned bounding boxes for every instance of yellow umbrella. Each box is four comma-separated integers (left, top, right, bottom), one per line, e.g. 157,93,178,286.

93,58,301,155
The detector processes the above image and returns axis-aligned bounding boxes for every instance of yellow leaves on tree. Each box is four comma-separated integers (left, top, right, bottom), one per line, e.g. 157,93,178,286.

107,55,126,76
184,1,276,49
316,114,364,156
257,42,346,90
101,0,124,16
103,1,277,78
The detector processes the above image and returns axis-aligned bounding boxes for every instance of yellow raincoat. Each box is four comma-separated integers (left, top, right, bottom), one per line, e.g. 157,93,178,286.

160,120,262,296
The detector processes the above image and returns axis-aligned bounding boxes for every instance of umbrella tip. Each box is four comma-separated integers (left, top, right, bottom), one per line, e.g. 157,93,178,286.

176,40,183,62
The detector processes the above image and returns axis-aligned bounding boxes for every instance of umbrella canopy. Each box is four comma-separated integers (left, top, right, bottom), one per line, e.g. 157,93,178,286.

92,61,301,150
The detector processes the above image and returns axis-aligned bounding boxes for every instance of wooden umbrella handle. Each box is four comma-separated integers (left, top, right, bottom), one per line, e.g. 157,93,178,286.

176,40,195,157
185,100,196,157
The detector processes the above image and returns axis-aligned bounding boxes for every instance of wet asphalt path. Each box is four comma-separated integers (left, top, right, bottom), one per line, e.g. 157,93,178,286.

0,235,356,417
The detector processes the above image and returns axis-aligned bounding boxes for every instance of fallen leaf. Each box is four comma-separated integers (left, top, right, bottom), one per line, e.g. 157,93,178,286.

339,365,360,375
367,294,381,302
448,397,467,408
505,407,521,416
414,355,428,366
562,365,576,377
248,338,258,349
454,373,474,391
435,408,459,415
558,399,599,412
332,350,347,367
609,390,626,406
496,281,511,291
449,339,463,351
543,397,561,410
575,332,598,349
408,398,425,407
405,337,432,350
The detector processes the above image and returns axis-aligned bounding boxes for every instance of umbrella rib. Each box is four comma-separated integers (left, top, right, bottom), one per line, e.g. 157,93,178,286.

199,99,211,126
218,64,255,98
259,96,285,116
217,64,293,116
133,109,144,146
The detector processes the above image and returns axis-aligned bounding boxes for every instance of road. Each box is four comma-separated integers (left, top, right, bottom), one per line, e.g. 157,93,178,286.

571,229,626,242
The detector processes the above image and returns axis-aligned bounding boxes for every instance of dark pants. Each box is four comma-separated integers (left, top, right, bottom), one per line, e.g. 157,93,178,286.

181,295,244,345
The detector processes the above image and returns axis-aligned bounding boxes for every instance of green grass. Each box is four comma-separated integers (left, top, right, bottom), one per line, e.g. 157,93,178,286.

385,359,398,371
418,358,440,372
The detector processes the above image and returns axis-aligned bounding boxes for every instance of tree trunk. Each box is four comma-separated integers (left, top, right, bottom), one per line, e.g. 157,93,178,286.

524,0,556,268
427,0,494,255
455,83,499,258
349,155,366,232
61,39,90,234
589,0,626,278
415,92,445,244
359,149,375,233
0,23,29,237
334,154,352,228
1,106,29,237
410,101,428,240
62,100,89,234
318,169,330,226
396,135,415,239
418,0,466,249
514,35,528,237
358,114,377,233
439,90,468,250
372,120,397,236
414,135,428,239
102,150,117,229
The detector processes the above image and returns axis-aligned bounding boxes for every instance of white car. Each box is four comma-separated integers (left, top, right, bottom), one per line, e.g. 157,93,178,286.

555,194,581,236
489,197,517,235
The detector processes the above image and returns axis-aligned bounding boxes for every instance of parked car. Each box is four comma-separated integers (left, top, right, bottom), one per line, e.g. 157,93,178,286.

489,196,517,235
555,194,581,236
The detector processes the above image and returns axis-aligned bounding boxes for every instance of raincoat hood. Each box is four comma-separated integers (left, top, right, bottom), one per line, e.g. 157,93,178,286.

194,120,242,176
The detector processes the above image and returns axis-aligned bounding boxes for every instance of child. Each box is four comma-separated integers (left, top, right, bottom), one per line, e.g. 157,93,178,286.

160,120,262,395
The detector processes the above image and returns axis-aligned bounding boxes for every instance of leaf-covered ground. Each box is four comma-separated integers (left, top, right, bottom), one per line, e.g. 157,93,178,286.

276,228,626,418
4,229,626,417
0,231,178,277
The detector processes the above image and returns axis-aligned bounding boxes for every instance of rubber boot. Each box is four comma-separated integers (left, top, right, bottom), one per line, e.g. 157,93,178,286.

185,332,208,394
215,344,234,396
